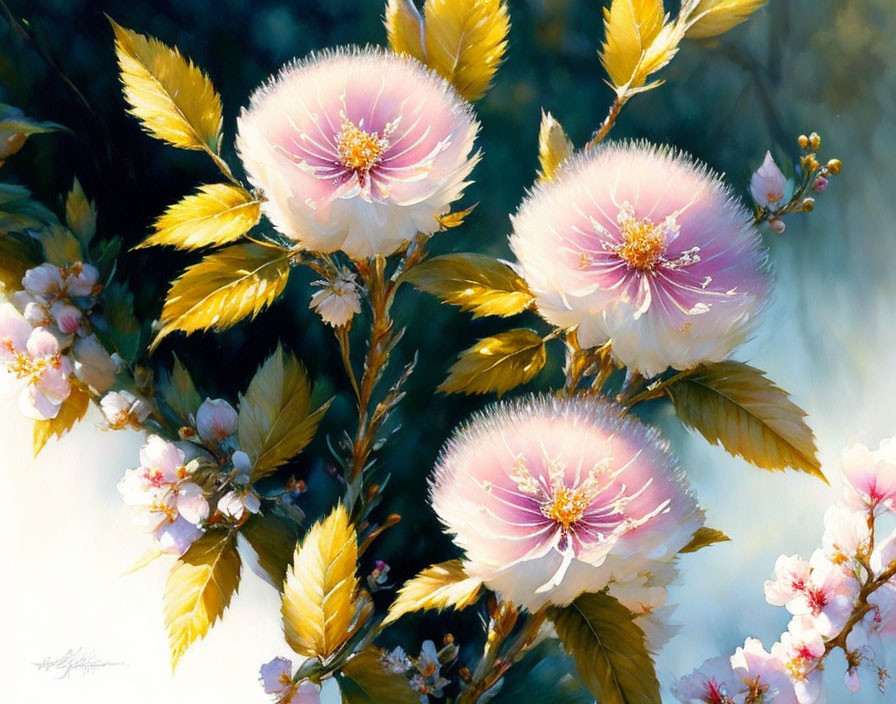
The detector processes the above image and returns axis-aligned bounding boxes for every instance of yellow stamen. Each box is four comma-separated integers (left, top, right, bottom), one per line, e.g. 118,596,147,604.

336,119,388,173
542,484,590,530
618,216,666,271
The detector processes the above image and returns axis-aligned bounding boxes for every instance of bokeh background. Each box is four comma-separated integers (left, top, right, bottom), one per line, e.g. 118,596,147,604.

2,0,895,702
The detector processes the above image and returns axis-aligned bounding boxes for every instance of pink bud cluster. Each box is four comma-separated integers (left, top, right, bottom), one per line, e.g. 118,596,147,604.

0,261,117,420
117,397,261,554
674,438,896,704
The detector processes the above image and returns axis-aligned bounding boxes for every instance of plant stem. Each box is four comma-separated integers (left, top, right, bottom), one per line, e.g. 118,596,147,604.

457,606,548,704
586,95,624,150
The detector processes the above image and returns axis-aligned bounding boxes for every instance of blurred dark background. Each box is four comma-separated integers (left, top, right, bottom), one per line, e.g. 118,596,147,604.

2,0,894,688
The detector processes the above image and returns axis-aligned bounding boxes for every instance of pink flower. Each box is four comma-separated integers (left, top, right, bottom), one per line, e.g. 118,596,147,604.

750,151,791,209
175,481,210,526
821,504,871,568
430,395,702,610
21,261,99,298
196,398,238,443
510,142,770,377
841,438,896,514
237,47,479,259
49,300,82,334
218,489,261,520
730,638,798,704
606,559,679,650
259,657,321,703
0,303,72,420
672,656,739,704
765,554,812,607
156,515,203,555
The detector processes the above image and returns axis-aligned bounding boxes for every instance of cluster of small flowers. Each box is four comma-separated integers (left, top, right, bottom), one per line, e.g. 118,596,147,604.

674,438,896,704
383,638,458,703
0,261,118,419
116,397,261,555
749,132,841,234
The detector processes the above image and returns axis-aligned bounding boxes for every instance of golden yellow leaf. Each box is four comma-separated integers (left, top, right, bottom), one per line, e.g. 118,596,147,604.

439,328,547,396
111,19,222,152
437,203,476,230
600,0,665,88
686,0,766,39
237,344,332,480
667,361,825,480
423,0,510,101
164,529,242,669
138,184,260,251
680,526,731,553
151,241,290,349
402,252,534,318
338,648,421,704
65,177,97,246
383,560,482,626
537,110,574,182
385,0,426,60
33,382,91,456
39,226,82,266
549,592,661,704
282,504,358,659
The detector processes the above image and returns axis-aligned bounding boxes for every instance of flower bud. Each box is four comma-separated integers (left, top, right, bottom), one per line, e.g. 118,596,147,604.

827,158,842,175
72,334,118,393
813,176,829,193
798,134,809,149
802,197,816,212
809,132,822,150
750,151,790,209
196,398,238,443
769,218,786,234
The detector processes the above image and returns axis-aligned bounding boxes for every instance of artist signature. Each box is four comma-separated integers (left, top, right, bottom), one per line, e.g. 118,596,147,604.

33,648,125,678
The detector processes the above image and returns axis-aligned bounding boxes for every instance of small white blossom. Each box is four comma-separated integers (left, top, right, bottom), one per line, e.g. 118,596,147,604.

218,489,260,520
309,273,362,328
100,390,152,429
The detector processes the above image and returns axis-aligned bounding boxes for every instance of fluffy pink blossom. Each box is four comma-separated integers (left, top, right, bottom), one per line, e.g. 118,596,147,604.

772,616,825,704
841,438,896,514
21,261,99,299
100,389,152,429
430,395,702,610
0,303,72,420
750,151,791,209
821,504,871,569
510,142,770,376
237,47,479,259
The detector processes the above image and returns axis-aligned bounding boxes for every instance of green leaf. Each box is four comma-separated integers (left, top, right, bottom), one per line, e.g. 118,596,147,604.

680,526,731,554
0,103,68,135
0,183,58,233
0,232,41,289
240,510,301,590
161,354,202,424
151,241,290,349
33,382,91,456
491,639,593,704
402,252,534,318
439,328,547,396
338,648,420,704
549,592,660,704
65,177,97,247
666,361,824,480
103,281,142,362
164,529,241,669
238,344,331,480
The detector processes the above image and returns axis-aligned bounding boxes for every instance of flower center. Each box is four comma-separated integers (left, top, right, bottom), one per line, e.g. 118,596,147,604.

5,348,57,381
541,484,590,530
336,118,388,174
618,216,666,271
